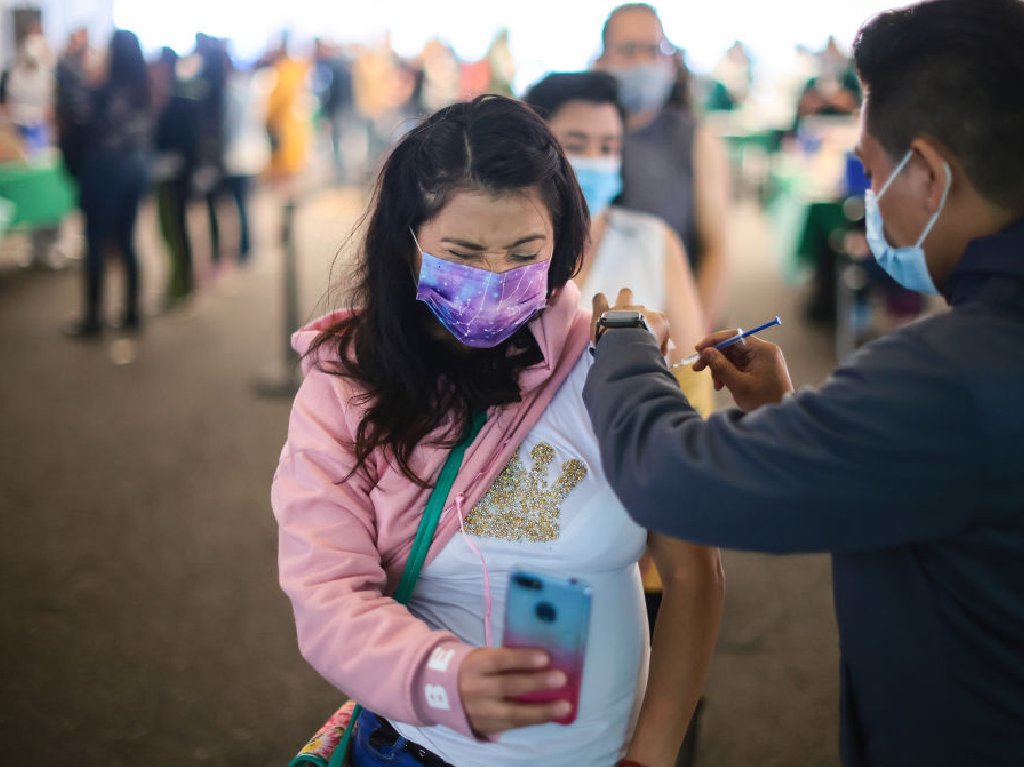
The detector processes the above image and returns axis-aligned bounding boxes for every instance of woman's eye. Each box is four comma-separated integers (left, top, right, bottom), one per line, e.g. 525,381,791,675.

448,251,478,260
510,252,540,262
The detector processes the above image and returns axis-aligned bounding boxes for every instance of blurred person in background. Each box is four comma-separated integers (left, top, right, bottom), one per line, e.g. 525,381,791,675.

194,34,228,176
524,70,713,767
217,53,270,268
458,54,489,102
795,36,861,124
312,37,355,185
353,36,412,175
152,47,199,310
418,38,460,115
55,28,92,183
265,34,312,183
596,3,730,326
275,94,722,767
785,44,820,106
485,29,515,97
66,29,151,338
192,34,231,272
707,41,753,113
4,30,54,156
523,72,706,375
2,27,62,270
790,36,864,325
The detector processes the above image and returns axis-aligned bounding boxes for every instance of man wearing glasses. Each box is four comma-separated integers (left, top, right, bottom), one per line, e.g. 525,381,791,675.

595,3,730,327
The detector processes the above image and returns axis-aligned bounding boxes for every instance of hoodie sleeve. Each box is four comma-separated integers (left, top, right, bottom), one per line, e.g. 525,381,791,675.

582,327,980,553
272,367,479,737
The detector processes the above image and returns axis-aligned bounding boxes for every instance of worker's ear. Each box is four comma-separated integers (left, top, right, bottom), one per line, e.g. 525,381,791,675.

909,138,954,217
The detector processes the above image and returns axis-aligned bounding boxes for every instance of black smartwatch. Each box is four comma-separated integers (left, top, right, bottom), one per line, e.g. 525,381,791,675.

595,309,648,346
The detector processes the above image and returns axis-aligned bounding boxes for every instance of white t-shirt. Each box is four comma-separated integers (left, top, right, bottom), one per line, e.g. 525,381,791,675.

393,350,650,766
576,207,668,313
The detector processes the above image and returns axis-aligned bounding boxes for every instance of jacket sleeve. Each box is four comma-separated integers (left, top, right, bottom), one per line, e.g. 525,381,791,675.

582,328,980,553
272,369,478,736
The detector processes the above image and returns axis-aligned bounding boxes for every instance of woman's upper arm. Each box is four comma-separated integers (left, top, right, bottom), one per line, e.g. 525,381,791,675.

646,531,724,588
273,370,382,611
271,370,478,733
662,225,706,352
693,125,730,232
690,125,730,321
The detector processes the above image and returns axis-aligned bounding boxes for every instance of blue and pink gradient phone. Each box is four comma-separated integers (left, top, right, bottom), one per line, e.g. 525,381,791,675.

502,569,592,725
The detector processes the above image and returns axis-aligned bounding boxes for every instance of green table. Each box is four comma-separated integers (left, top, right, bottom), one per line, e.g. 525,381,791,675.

0,158,77,235
765,163,846,282
795,200,848,268
722,129,783,156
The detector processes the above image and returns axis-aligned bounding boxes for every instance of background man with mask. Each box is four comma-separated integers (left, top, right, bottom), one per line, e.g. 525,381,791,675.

595,3,730,325
583,0,1024,765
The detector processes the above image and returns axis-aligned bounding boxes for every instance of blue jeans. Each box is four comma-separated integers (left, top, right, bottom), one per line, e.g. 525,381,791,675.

350,710,453,767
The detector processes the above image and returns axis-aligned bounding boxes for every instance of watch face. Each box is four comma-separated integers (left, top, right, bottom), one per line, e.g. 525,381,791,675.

600,310,645,328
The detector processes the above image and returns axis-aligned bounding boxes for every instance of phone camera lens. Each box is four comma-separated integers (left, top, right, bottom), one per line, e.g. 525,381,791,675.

535,601,557,623
515,575,542,591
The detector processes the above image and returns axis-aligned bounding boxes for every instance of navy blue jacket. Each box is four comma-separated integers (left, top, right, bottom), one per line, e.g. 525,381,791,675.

583,219,1024,766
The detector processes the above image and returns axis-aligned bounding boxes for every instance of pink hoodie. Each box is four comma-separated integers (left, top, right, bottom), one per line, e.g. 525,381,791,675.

272,283,591,738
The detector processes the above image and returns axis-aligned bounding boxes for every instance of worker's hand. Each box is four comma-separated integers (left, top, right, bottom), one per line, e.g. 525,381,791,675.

692,330,794,411
458,648,570,738
591,289,670,356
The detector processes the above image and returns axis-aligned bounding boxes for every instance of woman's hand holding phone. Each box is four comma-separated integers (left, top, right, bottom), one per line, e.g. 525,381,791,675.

458,648,571,738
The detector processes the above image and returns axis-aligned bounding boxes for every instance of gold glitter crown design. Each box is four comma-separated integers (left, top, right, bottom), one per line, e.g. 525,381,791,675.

463,442,588,542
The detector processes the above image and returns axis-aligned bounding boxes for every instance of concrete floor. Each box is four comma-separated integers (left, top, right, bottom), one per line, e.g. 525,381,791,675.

0,184,840,766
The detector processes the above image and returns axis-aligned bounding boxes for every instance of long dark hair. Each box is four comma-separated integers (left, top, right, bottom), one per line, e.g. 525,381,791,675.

106,29,150,110
311,95,589,486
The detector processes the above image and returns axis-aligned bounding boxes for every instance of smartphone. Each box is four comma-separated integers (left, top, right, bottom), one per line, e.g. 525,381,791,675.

501,569,592,725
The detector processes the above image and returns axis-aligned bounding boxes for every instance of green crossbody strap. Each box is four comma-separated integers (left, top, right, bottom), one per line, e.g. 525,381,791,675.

394,409,487,604
324,409,487,767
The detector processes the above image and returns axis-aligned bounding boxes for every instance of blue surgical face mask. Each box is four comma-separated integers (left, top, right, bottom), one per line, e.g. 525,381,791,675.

569,155,622,215
611,61,674,114
864,149,951,295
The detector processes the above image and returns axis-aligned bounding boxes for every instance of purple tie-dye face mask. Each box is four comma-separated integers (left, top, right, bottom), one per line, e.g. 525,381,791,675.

413,235,550,348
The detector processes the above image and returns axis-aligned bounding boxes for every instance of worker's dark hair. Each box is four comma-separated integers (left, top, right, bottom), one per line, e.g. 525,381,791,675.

854,0,1024,211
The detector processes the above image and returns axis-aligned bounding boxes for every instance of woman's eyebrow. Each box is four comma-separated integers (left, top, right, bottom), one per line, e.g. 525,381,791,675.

563,130,592,142
504,234,546,248
441,234,546,250
441,237,486,251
